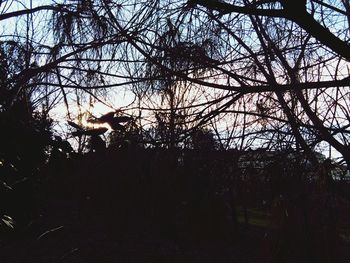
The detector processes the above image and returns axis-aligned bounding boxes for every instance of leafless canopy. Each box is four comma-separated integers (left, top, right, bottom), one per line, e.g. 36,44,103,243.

1,0,350,164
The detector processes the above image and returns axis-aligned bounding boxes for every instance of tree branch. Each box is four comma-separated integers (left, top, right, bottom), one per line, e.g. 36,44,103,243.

0,5,78,21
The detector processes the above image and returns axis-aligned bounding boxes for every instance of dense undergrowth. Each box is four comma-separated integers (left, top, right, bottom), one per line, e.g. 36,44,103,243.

1,147,350,262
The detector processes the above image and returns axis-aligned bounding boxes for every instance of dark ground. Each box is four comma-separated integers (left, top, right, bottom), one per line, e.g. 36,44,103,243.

1,148,350,262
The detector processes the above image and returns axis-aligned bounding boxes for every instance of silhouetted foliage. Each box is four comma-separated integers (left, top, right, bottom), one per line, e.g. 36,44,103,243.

1,1,350,262
0,38,56,235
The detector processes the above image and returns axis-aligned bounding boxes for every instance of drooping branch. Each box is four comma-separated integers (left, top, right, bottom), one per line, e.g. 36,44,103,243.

187,0,286,17
0,5,80,21
190,0,350,61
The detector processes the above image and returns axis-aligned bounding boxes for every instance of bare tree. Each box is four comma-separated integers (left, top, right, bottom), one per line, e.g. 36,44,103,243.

1,0,350,164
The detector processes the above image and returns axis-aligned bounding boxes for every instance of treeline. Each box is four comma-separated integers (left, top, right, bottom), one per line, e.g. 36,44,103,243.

1,145,349,262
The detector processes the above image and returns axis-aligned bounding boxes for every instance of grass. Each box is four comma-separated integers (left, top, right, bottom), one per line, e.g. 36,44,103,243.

236,207,270,228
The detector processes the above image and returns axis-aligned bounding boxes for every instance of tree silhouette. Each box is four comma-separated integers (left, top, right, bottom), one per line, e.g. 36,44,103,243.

1,3,350,261
0,0,349,164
